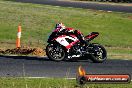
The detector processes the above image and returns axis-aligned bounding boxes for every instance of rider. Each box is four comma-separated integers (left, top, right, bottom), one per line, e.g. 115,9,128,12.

55,23,74,34
55,23,87,45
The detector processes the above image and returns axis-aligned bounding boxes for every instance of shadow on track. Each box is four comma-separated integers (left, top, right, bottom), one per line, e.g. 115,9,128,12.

0,55,50,61
1,55,131,63
0,55,93,63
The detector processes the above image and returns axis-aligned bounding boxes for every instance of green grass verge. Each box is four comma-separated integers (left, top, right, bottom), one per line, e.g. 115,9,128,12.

0,0,132,46
0,78,131,88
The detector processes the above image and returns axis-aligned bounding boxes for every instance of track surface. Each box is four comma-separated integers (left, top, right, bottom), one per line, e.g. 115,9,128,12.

16,0,132,13
0,55,132,78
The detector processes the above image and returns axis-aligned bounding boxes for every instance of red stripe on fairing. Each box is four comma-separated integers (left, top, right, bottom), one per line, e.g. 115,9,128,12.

66,27,74,31
77,30,82,34
70,35,76,38
54,35,67,40
86,34,98,39
66,40,79,49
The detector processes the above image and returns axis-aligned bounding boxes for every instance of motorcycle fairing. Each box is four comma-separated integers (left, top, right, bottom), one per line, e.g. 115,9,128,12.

55,35,79,49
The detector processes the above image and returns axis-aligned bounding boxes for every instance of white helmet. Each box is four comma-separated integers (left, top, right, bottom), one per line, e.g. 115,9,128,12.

55,23,65,29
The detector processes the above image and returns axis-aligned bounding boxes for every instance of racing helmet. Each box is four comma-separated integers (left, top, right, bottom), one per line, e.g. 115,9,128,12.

55,23,65,29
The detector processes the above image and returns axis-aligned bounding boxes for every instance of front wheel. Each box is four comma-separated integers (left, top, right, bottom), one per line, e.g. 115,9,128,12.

90,44,107,63
46,43,66,61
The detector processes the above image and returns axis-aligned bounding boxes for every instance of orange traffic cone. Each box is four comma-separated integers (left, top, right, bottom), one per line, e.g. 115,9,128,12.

16,24,21,48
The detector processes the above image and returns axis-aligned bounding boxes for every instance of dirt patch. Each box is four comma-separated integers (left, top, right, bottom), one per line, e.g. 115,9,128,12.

0,47,46,56
128,16,132,19
32,48,46,56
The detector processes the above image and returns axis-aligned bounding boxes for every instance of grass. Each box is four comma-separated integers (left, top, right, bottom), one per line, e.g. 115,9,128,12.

0,0,132,46
106,47,132,59
0,0,132,59
0,78,131,88
0,78,74,88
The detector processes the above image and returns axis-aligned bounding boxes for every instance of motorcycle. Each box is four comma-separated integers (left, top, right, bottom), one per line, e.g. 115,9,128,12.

46,28,107,63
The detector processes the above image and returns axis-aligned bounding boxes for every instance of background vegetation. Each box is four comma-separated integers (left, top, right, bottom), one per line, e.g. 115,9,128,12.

0,0,132,47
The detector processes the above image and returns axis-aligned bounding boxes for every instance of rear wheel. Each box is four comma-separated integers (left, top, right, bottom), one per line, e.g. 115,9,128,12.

90,44,107,63
46,43,66,61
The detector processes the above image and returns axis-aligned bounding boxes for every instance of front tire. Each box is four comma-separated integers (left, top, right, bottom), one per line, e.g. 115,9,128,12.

90,44,107,63
46,43,66,61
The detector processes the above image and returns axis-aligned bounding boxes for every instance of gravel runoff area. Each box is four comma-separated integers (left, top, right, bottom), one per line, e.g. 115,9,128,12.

0,47,46,56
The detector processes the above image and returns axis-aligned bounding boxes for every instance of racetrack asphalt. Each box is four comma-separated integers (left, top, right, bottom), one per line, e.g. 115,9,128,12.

15,0,132,13
0,55,132,78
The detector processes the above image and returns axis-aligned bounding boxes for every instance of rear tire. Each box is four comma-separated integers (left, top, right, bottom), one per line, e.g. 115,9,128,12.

46,43,66,61
90,44,107,63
